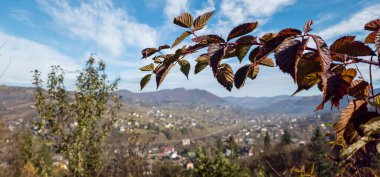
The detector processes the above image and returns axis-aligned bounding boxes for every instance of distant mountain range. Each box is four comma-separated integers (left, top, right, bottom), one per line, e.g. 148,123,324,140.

1,86,362,116
115,88,333,115
116,88,226,105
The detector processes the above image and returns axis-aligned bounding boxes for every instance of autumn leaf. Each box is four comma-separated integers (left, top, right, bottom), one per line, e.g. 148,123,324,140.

247,65,259,80
210,47,226,76
330,36,374,61
171,31,192,48
140,74,152,90
361,117,380,136
193,11,215,31
173,12,193,28
235,35,256,62
216,64,234,91
364,31,377,44
334,99,367,137
310,34,332,73
139,63,154,71
277,28,302,37
227,22,258,41
178,59,190,79
234,64,252,89
303,20,313,34
348,80,370,99
141,48,157,58
259,57,275,67
158,45,170,51
364,18,380,31
195,55,209,74
317,68,357,110
185,44,207,54
341,137,369,159
192,35,225,44
334,100,367,136
274,39,302,80
259,33,277,43
248,46,261,63
256,35,290,62
156,63,174,89
294,38,309,82
207,43,223,56
293,52,322,95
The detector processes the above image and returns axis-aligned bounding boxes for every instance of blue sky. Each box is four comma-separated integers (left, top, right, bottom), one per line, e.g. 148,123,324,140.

0,0,379,97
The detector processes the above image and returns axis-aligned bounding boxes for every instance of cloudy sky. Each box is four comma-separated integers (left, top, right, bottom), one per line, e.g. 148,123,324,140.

0,0,379,97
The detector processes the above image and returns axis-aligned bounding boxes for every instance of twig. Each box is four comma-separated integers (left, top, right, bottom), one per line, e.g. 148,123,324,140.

369,56,378,113
266,161,281,177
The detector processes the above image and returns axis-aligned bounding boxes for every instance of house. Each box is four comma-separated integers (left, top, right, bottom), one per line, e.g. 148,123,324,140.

164,146,175,156
186,162,194,170
182,139,191,146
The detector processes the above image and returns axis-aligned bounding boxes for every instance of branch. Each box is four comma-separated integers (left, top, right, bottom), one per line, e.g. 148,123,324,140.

305,47,380,66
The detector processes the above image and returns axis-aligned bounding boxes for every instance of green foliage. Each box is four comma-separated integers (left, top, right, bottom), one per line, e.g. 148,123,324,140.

309,128,336,177
264,132,271,154
31,56,121,177
281,129,293,145
193,147,249,177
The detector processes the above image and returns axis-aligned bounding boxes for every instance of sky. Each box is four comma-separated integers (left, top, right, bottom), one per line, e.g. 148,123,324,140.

0,0,379,97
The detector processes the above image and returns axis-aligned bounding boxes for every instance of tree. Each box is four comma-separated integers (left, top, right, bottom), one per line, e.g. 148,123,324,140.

193,147,249,177
264,131,271,154
281,129,292,145
309,128,336,177
31,56,121,177
226,136,237,158
139,10,380,176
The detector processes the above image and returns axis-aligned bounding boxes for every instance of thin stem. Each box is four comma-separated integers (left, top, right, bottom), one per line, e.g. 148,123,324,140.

369,56,378,113
266,161,281,177
354,64,364,80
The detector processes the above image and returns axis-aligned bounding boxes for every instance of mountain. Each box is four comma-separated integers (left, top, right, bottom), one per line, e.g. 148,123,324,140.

0,85,346,116
225,95,291,109
116,88,227,105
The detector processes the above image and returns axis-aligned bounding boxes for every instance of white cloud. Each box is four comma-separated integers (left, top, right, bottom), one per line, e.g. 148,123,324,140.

194,0,216,17
164,0,189,19
9,9,34,27
220,0,296,25
38,0,158,57
318,4,380,40
0,32,80,86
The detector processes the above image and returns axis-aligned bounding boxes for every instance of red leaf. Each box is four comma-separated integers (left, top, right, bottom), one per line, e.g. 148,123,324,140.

234,64,252,89
192,35,225,44
156,63,174,89
277,28,302,37
317,68,357,110
310,35,332,73
274,39,301,80
227,22,258,41
210,47,226,76
256,35,290,61
216,64,234,91
294,38,309,82
330,36,375,61
193,11,215,31
141,48,157,58
303,20,313,34
364,18,380,31
365,31,377,44
330,36,355,52
173,13,193,28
